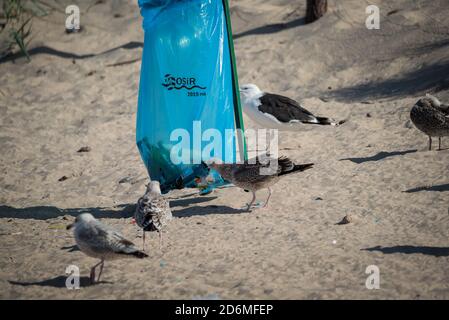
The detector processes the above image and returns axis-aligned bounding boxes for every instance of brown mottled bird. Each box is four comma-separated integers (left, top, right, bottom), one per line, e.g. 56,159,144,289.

410,94,449,150
134,181,172,251
66,213,148,284
206,155,313,211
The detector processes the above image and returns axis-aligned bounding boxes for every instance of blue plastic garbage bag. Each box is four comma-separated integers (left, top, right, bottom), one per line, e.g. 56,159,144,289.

136,0,246,193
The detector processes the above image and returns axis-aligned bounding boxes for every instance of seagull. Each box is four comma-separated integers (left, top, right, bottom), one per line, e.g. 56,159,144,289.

134,180,172,251
206,155,313,211
67,213,148,284
410,94,449,150
239,83,339,131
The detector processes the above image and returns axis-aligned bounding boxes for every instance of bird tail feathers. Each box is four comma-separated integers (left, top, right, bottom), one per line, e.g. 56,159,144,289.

277,157,314,176
315,116,337,126
128,250,149,259
288,163,314,175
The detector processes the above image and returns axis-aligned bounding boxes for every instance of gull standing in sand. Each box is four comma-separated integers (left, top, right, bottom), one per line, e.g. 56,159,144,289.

206,155,313,211
134,180,172,251
239,84,340,130
67,213,148,284
410,94,449,150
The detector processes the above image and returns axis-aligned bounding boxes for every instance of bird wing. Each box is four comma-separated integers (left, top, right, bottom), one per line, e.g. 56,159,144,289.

148,197,172,228
103,229,141,254
232,156,281,183
422,97,449,116
436,104,449,116
78,222,140,255
135,195,171,230
258,93,317,123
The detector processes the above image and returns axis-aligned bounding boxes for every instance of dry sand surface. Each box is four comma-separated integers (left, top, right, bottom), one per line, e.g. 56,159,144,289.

1,0,449,299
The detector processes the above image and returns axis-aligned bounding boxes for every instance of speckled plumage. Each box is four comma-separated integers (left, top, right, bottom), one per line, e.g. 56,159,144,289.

134,181,172,250
410,94,449,150
68,213,147,283
208,156,313,211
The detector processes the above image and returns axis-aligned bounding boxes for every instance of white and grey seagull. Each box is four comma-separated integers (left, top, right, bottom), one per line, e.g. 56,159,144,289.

239,83,340,130
410,94,449,150
67,213,148,284
134,180,172,251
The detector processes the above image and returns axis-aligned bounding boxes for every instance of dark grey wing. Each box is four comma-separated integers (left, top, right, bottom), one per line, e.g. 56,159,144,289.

258,93,317,123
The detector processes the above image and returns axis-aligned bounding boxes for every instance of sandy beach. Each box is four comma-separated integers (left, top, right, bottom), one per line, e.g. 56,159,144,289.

0,0,449,299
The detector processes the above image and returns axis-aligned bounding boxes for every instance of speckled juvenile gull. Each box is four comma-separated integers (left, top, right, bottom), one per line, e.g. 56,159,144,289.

67,213,147,283
206,155,313,211
239,83,339,131
410,94,449,150
134,180,172,251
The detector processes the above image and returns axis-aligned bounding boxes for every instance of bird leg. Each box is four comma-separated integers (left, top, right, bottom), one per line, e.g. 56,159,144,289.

142,230,146,252
438,137,442,150
429,136,432,151
246,191,257,211
159,231,163,252
90,267,95,284
263,188,272,208
90,260,103,284
96,259,105,283
266,135,271,154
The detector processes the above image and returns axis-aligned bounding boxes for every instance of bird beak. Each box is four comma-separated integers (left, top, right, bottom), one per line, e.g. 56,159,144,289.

66,223,74,230
201,161,210,172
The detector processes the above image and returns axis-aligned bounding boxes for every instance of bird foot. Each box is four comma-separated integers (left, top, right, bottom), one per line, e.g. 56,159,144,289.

199,187,213,196
242,202,263,211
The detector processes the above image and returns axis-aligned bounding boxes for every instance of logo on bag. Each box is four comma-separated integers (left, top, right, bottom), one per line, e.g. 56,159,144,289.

162,74,206,91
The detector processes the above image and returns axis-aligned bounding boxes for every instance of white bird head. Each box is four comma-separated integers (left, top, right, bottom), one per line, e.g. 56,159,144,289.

67,213,96,230
239,83,263,101
146,180,162,196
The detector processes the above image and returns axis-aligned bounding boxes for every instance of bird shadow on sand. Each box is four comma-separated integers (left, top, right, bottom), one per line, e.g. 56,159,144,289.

0,204,136,220
8,276,111,288
0,41,143,64
170,196,218,208
0,195,218,220
233,17,305,40
327,61,449,102
173,205,247,218
339,149,417,164
362,245,449,257
403,183,449,193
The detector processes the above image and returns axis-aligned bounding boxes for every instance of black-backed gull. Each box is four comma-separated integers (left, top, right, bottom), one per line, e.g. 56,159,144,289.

239,83,338,130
